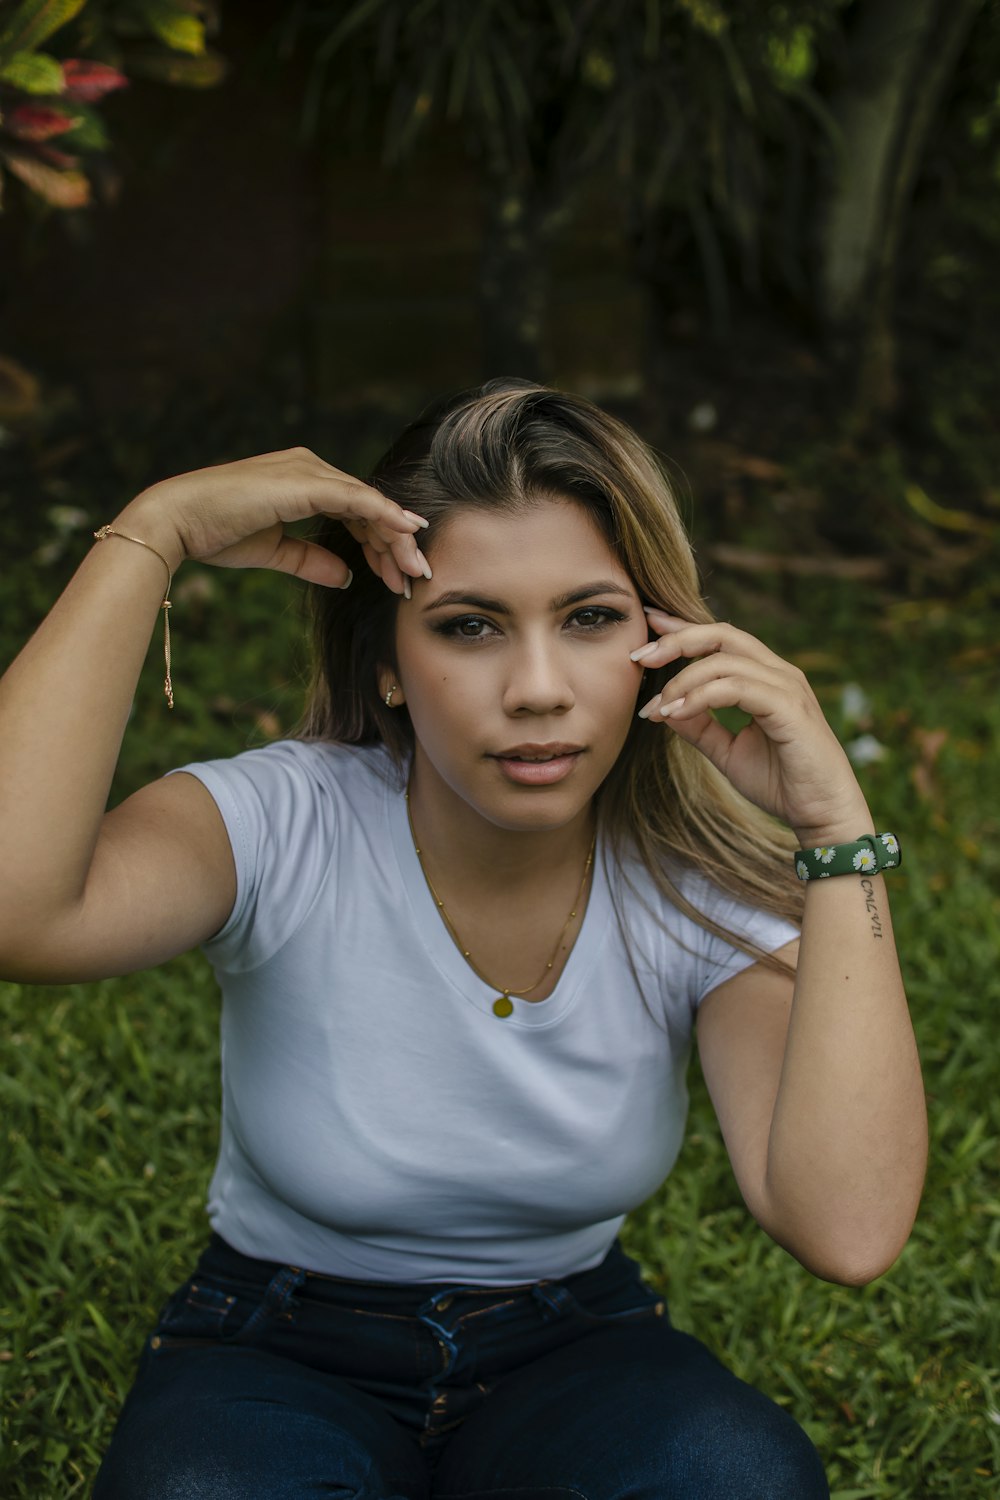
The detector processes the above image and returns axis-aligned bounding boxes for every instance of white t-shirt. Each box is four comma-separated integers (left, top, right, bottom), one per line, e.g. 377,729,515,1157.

172,740,798,1286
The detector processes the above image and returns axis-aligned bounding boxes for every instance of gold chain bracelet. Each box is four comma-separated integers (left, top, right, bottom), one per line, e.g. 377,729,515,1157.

93,525,175,708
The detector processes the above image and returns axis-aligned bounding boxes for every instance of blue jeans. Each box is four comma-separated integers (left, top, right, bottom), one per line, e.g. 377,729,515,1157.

94,1234,829,1499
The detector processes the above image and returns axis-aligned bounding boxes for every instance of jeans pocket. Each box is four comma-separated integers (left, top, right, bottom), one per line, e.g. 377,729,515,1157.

150,1274,268,1350
539,1278,667,1327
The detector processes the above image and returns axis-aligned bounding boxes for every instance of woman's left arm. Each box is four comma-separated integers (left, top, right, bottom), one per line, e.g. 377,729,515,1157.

632,610,928,1286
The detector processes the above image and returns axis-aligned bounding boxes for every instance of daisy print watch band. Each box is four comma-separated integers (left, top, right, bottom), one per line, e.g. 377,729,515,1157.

794,833,901,882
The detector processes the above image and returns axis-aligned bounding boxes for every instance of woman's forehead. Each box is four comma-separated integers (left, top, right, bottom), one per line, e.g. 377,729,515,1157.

408,500,639,616
425,497,622,570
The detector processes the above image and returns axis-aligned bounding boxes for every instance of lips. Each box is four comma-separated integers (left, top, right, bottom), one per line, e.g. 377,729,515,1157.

491,742,584,762
490,745,585,786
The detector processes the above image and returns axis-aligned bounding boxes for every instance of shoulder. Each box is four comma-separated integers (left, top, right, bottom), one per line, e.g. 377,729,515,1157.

169,739,402,875
173,738,400,811
169,740,402,970
609,843,744,929
607,843,799,1008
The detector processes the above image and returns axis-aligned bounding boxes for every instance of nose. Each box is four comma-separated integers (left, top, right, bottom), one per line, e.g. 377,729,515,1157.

501,635,575,716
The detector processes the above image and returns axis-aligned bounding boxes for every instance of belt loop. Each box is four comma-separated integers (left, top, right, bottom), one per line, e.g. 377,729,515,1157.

531,1281,576,1321
262,1264,306,1318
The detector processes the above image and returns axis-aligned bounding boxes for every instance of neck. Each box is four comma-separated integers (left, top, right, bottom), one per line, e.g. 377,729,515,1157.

405,749,596,896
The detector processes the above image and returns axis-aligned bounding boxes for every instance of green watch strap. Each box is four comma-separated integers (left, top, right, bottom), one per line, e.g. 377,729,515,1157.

794,833,901,882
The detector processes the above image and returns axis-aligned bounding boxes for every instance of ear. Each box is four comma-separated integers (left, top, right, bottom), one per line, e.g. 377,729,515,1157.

377,668,406,707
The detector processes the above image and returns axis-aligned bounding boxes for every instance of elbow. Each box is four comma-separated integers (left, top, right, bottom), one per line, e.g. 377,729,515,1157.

757,1189,923,1288
759,1147,928,1288
0,908,84,984
786,1222,917,1287
809,1250,900,1288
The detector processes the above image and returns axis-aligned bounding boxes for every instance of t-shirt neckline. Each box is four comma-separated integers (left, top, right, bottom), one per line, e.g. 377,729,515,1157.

385,772,611,1029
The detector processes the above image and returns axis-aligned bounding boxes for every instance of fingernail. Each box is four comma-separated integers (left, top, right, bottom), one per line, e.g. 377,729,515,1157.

638,694,662,720
340,569,353,589
658,696,686,718
403,577,411,600
402,510,430,529
416,549,433,580
630,642,658,662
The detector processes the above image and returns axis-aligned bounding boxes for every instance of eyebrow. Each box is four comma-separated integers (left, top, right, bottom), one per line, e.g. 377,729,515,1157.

422,581,634,614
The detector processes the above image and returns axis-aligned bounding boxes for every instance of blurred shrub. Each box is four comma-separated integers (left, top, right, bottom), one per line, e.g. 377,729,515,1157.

0,0,226,213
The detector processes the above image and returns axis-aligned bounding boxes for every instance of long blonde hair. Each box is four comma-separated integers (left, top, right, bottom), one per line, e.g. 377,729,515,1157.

298,379,803,1002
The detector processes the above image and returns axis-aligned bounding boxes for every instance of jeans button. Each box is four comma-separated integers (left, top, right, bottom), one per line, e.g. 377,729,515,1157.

437,1296,453,1311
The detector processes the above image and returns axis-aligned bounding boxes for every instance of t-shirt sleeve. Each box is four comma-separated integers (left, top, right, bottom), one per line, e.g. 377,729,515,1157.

675,870,800,1010
166,741,337,973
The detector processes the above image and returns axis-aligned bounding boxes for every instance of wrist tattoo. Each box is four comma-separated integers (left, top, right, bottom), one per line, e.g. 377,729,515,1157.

861,877,883,939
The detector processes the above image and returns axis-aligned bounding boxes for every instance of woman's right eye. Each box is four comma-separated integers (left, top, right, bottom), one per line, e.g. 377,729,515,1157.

434,615,499,641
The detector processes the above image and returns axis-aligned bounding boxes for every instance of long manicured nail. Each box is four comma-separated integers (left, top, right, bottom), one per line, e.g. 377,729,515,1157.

403,577,411,600
630,642,658,662
416,549,433,580
658,696,686,718
340,569,353,589
403,510,430,529
638,694,662,719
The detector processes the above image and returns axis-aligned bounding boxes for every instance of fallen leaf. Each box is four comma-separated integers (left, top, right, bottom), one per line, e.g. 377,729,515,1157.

725,454,786,481
254,710,282,738
708,545,887,581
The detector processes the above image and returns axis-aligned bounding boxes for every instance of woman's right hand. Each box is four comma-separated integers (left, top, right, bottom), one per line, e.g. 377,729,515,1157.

119,447,430,595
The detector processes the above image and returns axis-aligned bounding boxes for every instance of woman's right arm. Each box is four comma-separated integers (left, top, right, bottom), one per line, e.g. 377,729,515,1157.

0,447,428,984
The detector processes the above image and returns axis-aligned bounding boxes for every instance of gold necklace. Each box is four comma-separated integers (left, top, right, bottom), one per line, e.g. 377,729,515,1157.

404,789,596,1020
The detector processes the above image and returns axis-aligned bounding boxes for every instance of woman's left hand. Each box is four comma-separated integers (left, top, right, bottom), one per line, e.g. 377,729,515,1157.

632,609,870,846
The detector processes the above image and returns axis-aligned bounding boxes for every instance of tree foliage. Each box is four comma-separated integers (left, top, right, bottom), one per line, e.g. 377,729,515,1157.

281,1,845,329
278,0,993,411
0,0,226,212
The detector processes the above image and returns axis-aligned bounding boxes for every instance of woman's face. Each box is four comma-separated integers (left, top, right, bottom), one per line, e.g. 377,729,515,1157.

391,497,650,834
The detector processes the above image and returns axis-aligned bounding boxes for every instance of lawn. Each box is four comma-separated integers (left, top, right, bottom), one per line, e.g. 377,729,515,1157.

1,529,998,1496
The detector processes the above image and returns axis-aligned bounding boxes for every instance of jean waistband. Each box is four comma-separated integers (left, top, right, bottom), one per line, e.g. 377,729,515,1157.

196,1233,644,1313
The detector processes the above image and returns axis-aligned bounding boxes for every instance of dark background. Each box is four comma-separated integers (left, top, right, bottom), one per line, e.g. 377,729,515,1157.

1,0,997,575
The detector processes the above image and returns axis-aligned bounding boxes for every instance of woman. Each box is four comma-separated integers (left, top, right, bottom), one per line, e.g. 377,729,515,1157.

0,380,926,1499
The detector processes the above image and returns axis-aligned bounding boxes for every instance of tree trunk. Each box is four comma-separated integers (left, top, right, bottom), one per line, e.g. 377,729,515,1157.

479,162,551,382
818,0,983,419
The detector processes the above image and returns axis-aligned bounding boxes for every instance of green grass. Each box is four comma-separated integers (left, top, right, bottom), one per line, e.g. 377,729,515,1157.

1,546,999,1495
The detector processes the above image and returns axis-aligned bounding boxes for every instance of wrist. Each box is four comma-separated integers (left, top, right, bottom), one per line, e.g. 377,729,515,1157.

792,805,874,849
113,490,188,575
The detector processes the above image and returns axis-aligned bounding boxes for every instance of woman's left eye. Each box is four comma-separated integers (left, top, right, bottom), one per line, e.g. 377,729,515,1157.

434,607,626,642
570,607,626,631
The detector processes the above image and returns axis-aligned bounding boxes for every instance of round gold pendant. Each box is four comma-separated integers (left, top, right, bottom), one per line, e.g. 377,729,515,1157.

492,995,514,1018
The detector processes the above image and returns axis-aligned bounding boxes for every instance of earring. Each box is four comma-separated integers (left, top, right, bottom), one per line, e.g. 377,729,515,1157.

385,685,397,706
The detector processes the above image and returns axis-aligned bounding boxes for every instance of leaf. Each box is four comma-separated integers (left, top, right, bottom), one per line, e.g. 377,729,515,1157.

61,58,129,102
34,140,80,167
0,0,87,59
904,483,991,535
910,727,949,801
0,353,42,419
315,0,391,65
676,0,729,40
123,46,225,88
0,49,65,94
135,1,205,55
725,452,786,480
718,28,755,118
5,104,81,141
0,144,89,205
60,102,108,151
707,544,888,581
